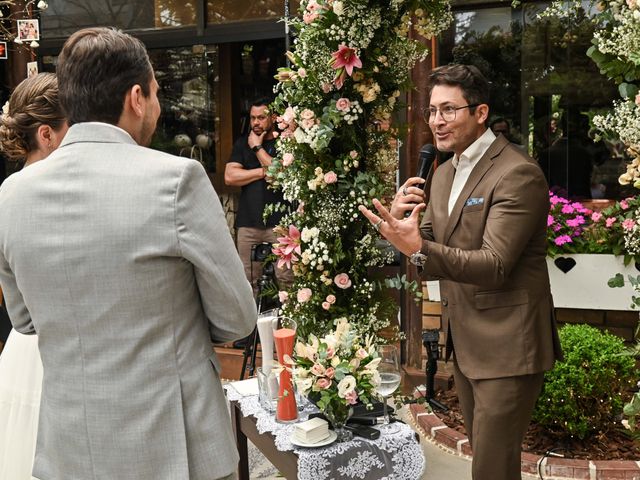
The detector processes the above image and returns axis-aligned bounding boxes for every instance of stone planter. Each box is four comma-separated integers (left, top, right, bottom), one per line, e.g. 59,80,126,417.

547,254,639,311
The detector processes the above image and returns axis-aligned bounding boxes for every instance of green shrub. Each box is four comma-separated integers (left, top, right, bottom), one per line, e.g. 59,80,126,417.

532,324,636,439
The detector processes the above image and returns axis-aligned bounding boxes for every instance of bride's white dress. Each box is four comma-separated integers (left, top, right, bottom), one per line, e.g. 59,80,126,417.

0,329,42,480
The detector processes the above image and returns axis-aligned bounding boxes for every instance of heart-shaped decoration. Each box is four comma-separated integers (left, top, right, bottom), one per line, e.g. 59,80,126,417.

554,257,576,274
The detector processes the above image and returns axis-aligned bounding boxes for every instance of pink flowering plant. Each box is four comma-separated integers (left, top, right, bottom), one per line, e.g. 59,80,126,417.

266,0,452,341
287,318,381,424
547,191,640,264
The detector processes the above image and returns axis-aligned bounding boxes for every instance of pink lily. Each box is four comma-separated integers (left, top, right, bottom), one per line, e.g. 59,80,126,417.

330,44,362,88
272,225,302,269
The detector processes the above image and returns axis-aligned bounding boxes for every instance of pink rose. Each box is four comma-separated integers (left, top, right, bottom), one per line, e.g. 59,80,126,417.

282,107,295,123
345,390,358,405
316,378,331,389
325,367,335,379
324,171,338,184
621,200,630,210
349,150,358,159
297,288,312,303
326,294,336,304
282,152,294,166
303,11,318,23
591,212,603,222
356,348,368,359
336,97,351,112
297,68,307,78
322,301,331,310
310,363,326,376
278,291,289,303
322,83,332,94
334,273,352,289
606,217,617,228
272,131,279,138
547,215,555,227
325,346,335,359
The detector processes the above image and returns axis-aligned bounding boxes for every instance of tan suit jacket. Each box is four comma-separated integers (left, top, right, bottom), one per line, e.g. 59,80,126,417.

420,134,562,380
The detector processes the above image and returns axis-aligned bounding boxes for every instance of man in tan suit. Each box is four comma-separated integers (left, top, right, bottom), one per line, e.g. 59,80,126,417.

360,64,562,480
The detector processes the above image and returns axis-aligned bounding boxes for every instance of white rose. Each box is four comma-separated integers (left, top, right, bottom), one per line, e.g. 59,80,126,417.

333,1,344,15
337,375,356,398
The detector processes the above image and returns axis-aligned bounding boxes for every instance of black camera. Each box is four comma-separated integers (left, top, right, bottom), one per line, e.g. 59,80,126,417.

251,242,272,262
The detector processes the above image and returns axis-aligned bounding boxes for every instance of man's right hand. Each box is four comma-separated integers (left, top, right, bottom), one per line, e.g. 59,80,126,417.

248,131,265,149
390,177,426,219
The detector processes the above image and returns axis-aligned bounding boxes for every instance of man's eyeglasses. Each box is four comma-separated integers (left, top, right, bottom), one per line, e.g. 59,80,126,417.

424,104,480,123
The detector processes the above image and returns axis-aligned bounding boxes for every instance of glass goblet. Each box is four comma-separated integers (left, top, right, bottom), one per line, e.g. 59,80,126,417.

376,344,402,434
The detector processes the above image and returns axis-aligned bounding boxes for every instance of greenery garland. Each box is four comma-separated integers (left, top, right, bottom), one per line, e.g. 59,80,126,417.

267,0,451,342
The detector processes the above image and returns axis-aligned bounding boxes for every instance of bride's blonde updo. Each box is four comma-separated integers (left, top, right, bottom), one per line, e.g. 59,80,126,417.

0,73,64,162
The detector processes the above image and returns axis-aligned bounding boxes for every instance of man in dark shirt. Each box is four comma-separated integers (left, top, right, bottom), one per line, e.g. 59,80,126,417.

224,97,292,292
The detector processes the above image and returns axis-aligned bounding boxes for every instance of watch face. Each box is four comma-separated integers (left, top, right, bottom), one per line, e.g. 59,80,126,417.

410,252,427,266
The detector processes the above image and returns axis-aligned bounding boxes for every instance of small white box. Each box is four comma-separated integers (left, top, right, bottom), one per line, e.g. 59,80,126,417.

292,417,329,444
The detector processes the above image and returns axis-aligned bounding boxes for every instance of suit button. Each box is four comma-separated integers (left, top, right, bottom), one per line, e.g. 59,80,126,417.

441,298,448,306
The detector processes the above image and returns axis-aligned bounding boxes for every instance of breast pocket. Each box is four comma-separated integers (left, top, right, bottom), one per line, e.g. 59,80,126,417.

462,203,484,214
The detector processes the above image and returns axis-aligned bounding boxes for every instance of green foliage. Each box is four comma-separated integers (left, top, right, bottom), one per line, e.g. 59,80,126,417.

532,324,636,439
609,273,640,309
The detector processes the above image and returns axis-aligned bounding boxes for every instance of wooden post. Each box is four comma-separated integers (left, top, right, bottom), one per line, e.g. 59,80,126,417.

401,35,436,377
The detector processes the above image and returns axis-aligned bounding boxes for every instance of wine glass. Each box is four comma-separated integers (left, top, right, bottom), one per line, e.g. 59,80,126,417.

376,344,401,434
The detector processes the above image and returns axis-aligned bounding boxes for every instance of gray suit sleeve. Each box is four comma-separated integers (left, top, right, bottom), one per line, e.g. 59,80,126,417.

0,255,35,334
174,160,256,343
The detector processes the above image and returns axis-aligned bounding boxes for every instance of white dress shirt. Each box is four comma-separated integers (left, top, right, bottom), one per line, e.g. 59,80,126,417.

448,128,496,215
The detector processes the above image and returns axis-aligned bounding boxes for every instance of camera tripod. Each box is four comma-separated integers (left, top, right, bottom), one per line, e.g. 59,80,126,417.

239,260,279,380
422,329,448,412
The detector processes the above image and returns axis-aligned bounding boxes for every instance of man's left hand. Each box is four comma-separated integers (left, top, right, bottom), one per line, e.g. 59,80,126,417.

358,199,425,257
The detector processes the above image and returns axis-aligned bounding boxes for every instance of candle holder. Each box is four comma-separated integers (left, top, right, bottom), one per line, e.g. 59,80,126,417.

272,316,298,423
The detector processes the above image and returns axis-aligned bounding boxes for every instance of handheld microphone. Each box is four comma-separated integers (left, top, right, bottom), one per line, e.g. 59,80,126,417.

416,144,437,190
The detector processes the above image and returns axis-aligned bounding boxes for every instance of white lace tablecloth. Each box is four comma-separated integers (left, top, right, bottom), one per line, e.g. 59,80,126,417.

226,384,425,480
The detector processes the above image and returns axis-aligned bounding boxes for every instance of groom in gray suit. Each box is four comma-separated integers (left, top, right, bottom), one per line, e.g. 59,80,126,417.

0,28,255,480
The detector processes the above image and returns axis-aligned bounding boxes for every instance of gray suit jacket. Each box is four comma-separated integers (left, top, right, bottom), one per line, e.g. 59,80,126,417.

420,134,562,380
0,123,256,480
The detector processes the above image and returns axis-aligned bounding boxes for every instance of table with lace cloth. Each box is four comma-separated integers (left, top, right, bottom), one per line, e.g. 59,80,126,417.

225,383,425,480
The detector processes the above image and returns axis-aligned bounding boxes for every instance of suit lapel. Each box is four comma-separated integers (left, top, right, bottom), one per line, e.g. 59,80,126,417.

442,135,509,245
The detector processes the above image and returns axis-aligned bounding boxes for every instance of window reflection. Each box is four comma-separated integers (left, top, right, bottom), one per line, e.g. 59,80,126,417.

148,46,218,172
439,2,624,200
207,0,300,24
41,0,195,36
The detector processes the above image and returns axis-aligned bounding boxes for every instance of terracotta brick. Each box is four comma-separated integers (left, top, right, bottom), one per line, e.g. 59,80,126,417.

415,412,445,435
594,460,640,480
556,308,605,325
460,441,472,456
409,403,428,417
546,457,591,480
433,426,466,450
605,310,640,329
520,452,540,475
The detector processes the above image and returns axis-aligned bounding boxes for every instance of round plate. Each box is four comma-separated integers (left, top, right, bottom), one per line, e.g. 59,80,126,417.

290,430,337,448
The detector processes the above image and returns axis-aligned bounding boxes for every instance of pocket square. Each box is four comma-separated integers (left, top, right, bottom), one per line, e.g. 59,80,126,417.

465,197,484,207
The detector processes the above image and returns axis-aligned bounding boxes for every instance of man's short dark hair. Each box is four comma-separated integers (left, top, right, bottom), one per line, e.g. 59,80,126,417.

57,27,153,126
427,64,490,113
250,96,274,109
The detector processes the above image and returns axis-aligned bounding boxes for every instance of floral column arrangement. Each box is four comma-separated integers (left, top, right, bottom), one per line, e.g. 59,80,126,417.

584,0,640,184
268,0,451,342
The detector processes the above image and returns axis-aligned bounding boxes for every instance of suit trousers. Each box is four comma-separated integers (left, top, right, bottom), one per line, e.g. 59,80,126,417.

236,227,294,293
453,360,544,480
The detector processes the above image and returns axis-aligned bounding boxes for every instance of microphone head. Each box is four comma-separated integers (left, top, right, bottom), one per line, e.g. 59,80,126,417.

417,143,437,180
